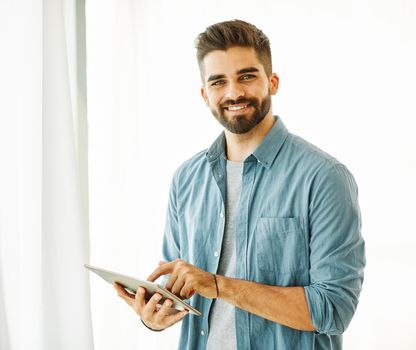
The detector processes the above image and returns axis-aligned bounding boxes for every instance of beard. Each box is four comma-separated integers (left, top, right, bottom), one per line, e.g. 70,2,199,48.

210,94,272,134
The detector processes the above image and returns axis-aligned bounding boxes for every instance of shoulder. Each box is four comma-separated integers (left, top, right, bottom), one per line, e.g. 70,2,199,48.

171,149,209,185
286,133,354,177
279,133,358,198
286,133,339,167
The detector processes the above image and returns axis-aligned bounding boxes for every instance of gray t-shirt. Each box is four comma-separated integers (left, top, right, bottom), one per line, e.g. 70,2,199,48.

206,160,243,350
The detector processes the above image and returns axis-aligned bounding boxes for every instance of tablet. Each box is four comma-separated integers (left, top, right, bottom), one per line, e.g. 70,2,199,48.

85,264,201,316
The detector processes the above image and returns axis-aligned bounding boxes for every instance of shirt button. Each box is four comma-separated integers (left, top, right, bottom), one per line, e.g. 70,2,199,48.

219,212,224,219
201,330,205,336
214,251,219,257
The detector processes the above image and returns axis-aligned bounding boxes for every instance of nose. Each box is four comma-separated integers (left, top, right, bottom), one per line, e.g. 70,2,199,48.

225,81,245,101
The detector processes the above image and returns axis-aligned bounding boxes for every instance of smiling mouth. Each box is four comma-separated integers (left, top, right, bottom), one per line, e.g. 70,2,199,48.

225,103,250,111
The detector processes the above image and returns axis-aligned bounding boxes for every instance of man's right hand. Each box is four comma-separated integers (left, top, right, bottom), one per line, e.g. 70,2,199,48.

114,282,189,331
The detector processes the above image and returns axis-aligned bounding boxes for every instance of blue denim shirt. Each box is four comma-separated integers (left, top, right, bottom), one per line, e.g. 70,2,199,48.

162,116,365,350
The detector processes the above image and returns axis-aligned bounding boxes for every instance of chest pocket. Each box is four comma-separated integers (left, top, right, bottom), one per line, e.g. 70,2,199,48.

255,217,308,274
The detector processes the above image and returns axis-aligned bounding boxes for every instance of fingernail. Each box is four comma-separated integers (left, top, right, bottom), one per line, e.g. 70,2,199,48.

164,299,172,307
155,294,162,301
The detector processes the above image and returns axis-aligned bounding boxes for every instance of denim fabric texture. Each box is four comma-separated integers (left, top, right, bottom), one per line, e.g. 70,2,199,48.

162,116,365,350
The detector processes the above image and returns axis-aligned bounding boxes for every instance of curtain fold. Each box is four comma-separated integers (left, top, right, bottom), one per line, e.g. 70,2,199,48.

0,269,10,350
0,0,94,349
42,0,93,349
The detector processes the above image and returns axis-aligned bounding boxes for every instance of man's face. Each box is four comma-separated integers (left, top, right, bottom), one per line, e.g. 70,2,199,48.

200,46,278,134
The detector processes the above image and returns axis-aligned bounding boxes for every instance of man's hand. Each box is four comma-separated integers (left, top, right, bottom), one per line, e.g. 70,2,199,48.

113,283,188,331
147,259,217,299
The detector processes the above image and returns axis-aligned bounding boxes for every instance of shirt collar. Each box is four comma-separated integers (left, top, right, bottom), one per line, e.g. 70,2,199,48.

206,116,290,169
206,131,226,163
252,116,289,169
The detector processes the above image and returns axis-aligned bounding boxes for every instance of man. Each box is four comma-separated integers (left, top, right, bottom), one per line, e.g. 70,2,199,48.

115,20,365,349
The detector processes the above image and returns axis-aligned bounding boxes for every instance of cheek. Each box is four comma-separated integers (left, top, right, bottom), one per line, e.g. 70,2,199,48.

204,94,213,107
206,92,222,107
256,87,270,100
258,83,270,95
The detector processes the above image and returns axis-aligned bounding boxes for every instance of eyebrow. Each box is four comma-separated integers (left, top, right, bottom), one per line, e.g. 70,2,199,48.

207,74,225,83
237,67,259,75
206,67,260,83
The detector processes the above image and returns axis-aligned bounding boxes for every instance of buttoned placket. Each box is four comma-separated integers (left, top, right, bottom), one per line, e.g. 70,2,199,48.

200,154,228,344
235,157,259,349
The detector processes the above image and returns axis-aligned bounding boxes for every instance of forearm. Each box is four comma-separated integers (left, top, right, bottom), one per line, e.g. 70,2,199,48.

216,275,315,331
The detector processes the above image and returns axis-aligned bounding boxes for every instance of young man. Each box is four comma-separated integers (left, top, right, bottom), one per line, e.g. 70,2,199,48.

115,20,366,349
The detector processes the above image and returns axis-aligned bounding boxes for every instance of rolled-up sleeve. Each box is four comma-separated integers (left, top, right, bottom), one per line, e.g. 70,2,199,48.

304,163,366,335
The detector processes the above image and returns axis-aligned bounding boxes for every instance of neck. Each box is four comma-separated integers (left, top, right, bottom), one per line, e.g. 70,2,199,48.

225,113,276,162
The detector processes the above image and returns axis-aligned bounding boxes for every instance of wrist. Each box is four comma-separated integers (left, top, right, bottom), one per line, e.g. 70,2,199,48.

140,319,163,332
212,273,219,298
215,274,232,300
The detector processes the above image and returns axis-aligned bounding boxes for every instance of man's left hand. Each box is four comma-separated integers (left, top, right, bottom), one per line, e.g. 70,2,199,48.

147,259,217,299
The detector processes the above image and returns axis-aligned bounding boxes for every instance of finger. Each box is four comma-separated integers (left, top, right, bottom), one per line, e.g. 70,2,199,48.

165,310,189,327
141,293,163,319
147,262,175,282
165,271,179,291
180,283,195,299
170,275,186,296
114,282,135,298
154,298,174,322
134,287,146,310
114,283,135,307
158,261,167,266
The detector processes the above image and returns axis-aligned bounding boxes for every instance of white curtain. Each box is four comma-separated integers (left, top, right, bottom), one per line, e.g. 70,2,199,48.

0,0,94,349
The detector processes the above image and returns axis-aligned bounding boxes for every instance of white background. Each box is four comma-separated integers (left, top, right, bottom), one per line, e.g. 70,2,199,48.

85,0,416,349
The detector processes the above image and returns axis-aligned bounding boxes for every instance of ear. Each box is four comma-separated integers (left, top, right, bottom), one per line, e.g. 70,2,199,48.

201,86,210,106
269,73,279,95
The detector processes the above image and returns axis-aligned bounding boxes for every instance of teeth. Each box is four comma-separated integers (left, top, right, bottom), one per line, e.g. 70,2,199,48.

228,104,248,111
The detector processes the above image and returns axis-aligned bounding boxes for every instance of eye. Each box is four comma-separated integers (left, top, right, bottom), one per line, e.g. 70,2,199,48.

211,80,225,87
240,74,256,81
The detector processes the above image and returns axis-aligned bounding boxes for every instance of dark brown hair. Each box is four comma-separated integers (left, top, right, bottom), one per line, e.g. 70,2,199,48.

195,20,272,79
